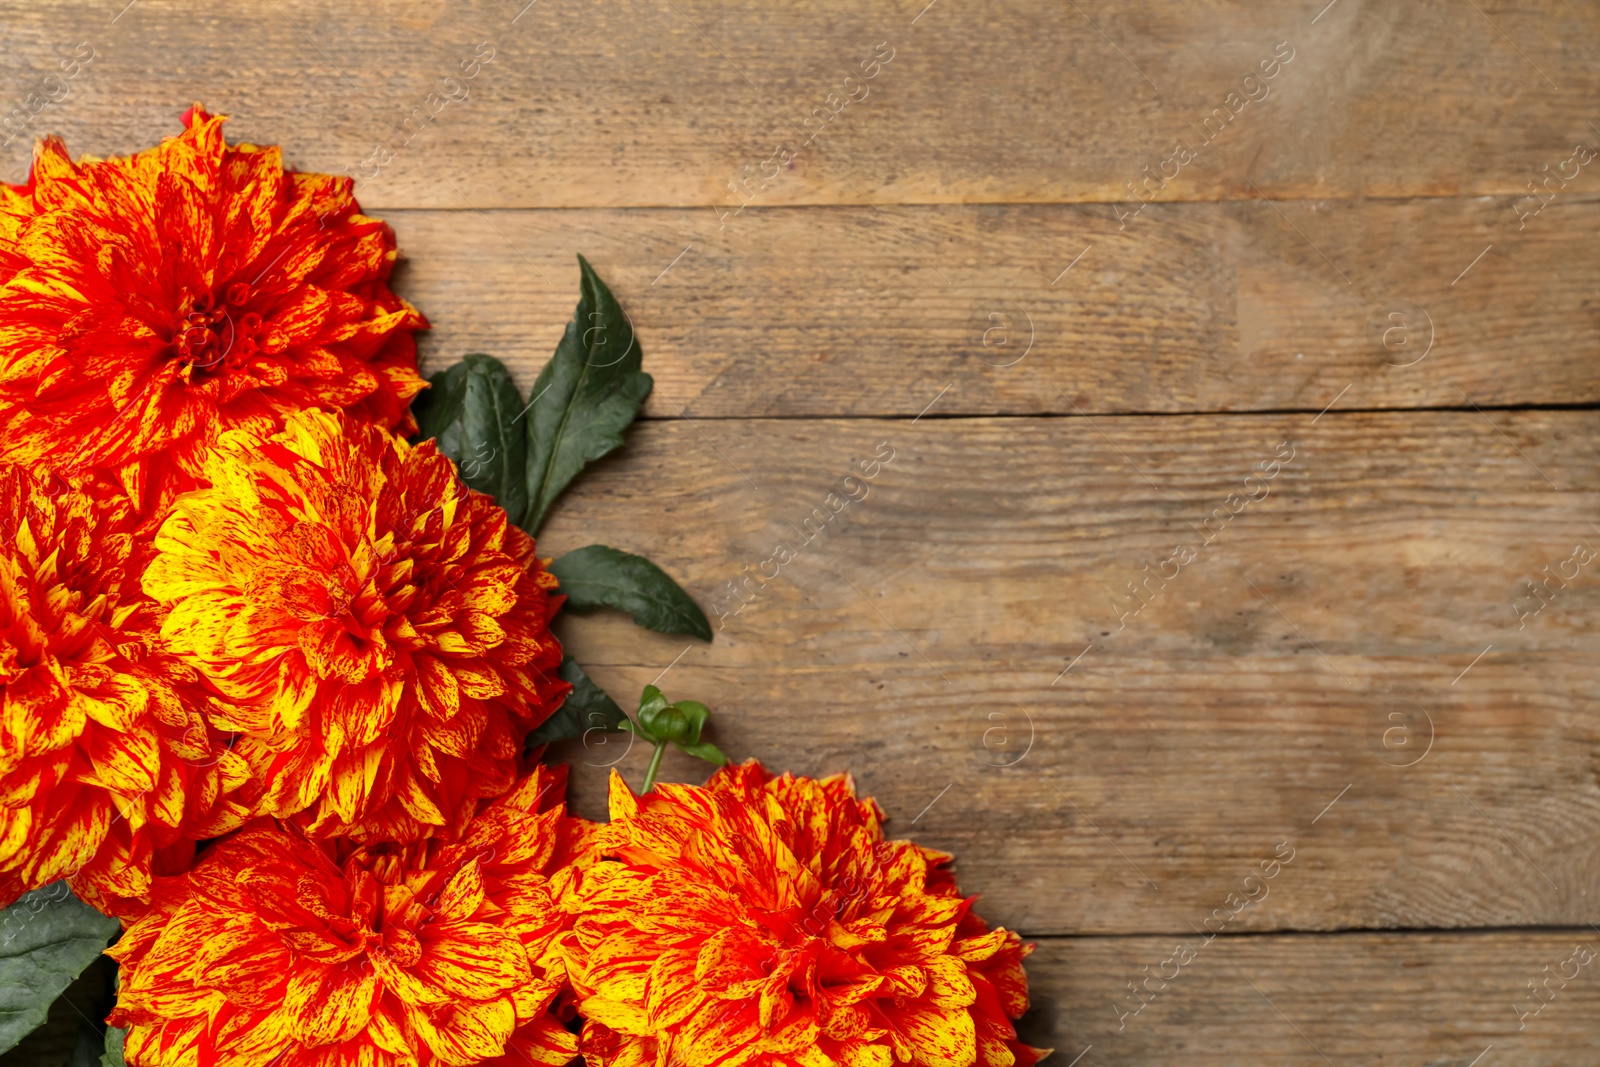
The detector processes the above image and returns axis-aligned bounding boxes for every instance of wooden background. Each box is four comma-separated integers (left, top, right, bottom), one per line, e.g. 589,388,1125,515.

3,0,1599,1062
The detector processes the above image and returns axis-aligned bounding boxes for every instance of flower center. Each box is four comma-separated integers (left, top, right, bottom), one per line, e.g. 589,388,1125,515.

172,282,286,376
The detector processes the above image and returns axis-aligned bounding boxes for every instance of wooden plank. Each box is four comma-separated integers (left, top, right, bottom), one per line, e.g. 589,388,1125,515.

536,411,1600,935
1018,930,1600,1063
385,196,1600,417
0,1,1596,208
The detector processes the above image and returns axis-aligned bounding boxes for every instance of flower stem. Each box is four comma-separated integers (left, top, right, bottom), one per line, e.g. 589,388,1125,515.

641,740,669,793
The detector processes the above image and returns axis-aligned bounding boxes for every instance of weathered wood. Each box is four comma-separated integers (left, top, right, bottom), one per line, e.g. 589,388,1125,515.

1,0,1596,208
1018,930,1600,1063
538,411,1600,936
384,196,1600,417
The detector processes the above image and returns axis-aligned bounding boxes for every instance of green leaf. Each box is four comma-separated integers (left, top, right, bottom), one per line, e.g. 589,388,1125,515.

99,963,124,1067
413,353,531,526
526,657,630,748
671,701,710,745
99,1025,125,1067
523,256,653,533
69,1019,105,1067
551,545,711,641
637,684,670,716
676,739,729,766
634,685,673,741
0,882,118,1055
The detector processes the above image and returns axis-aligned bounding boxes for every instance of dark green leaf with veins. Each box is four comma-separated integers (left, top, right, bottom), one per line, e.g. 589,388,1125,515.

551,544,711,641
0,882,118,1055
99,1024,126,1067
526,657,631,748
412,353,531,527
523,256,653,533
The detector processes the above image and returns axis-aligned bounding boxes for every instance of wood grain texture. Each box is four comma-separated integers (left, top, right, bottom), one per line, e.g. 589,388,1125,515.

1018,930,1600,1063
0,0,1596,208
384,196,1600,417
536,411,1600,936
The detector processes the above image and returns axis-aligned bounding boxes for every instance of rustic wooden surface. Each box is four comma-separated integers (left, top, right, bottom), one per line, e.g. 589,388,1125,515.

1019,930,1600,1064
3,0,1598,1062
386,198,1600,417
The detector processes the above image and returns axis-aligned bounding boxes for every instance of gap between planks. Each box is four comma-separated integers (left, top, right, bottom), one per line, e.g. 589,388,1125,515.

631,401,1600,423
379,191,1600,213
1020,924,1600,943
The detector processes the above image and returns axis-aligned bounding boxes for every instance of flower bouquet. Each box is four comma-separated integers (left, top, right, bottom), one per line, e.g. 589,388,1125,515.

0,109,1042,1067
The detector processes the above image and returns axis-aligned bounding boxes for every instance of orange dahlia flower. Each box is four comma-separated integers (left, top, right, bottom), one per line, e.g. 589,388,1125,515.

0,106,426,517
568,762,1046,1067
143,407,569,843
0,462,248,913
0,177,37,288
109,765,589,1067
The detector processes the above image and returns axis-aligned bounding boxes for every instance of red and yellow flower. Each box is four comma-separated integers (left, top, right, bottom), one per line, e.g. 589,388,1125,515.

0,462,248,914
109,765,589,1067
0,177,38,289
567,761,1046,1067
0,107,426,518
142,407,569,844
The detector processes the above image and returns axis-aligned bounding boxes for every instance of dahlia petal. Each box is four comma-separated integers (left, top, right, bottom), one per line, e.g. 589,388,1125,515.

450,660,506,700
576,1023,655,1067
438,858,487,922
694,926,773,1001
267,660,319,733
326,752,371,826
978,945,1032,1020
646,945,705,1029
607,769,640,823
416,654,460,719
364,1002,411,1056
0,807,31,865
289,960,380,1045
463,571,519,616
579,995,653,1035
924,954,979,1009
974,1028,1020,1067
893,1003,978,1067
410,995,517,1067
487,1017,580,1067
206,925,294,1008
952,927,1013,964
839,1042,894,1067
423,697,487,759
672,1006,768,1067
416,921,531,1001
394,767,447,826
